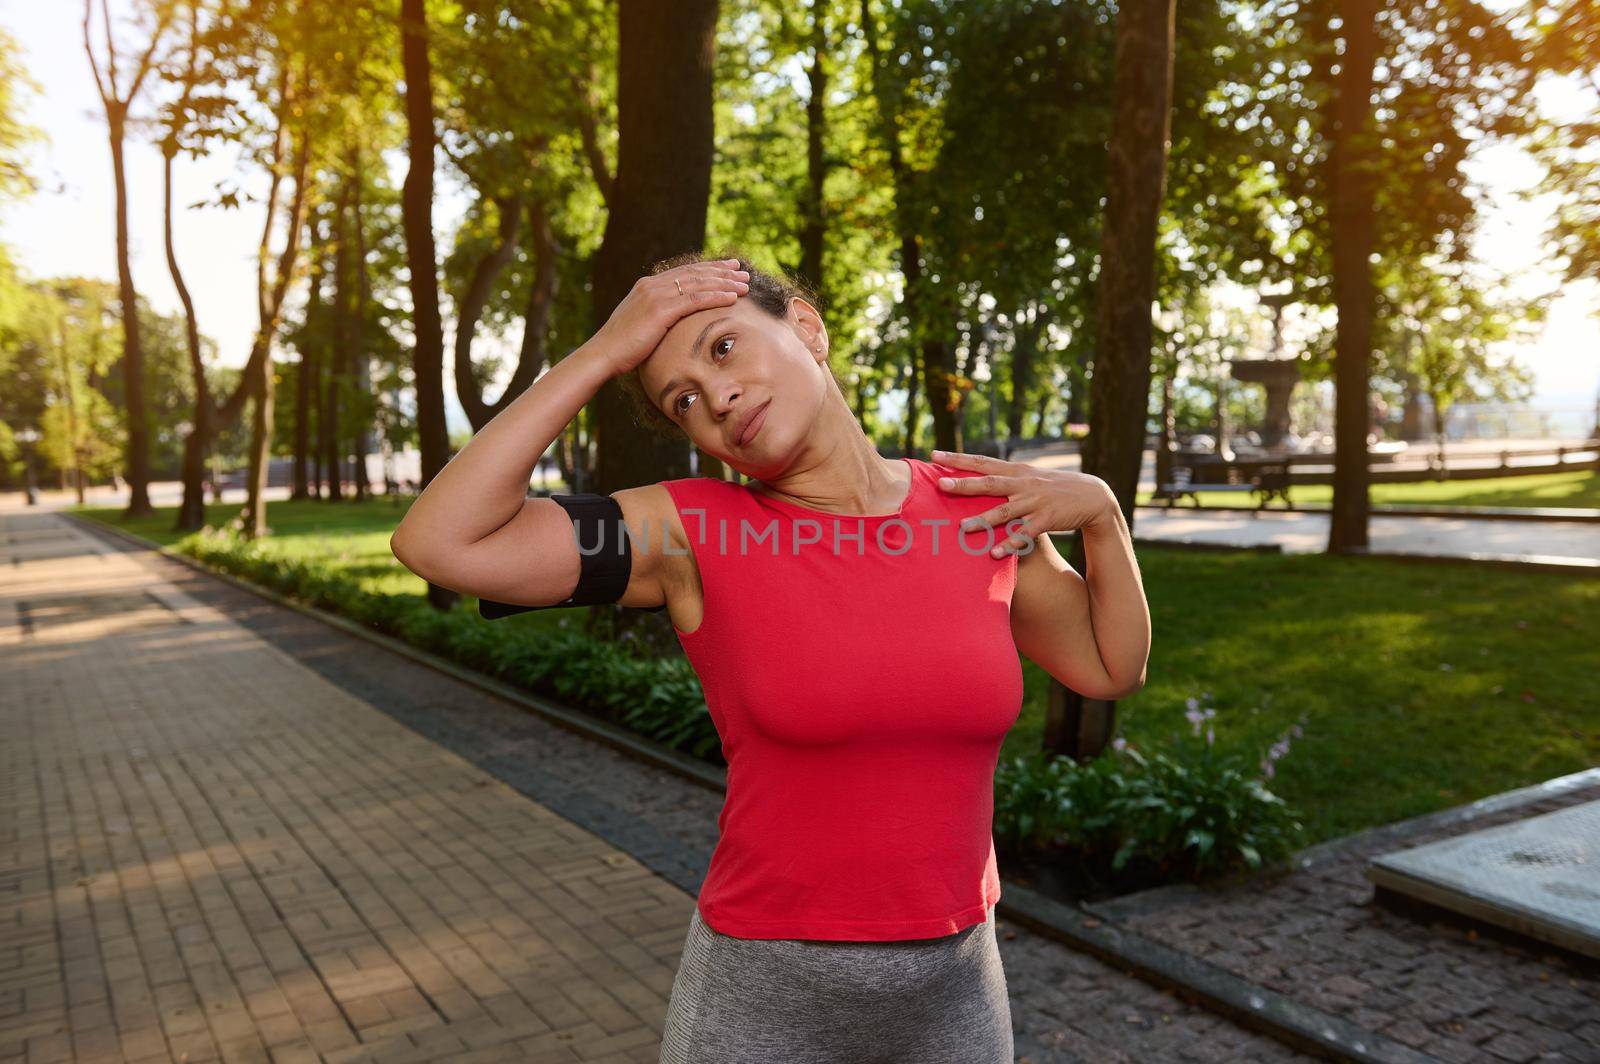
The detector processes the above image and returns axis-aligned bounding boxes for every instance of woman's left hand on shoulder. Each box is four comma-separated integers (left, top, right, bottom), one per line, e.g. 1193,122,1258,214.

930,449,1118,558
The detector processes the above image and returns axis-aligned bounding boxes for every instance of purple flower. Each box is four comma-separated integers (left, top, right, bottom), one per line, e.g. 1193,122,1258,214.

1205,724,1215,747
1112,736,1128,751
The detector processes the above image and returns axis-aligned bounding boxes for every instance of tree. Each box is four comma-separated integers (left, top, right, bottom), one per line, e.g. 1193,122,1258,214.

1044,0,1177,761
398,0,455,608
1377,258,1541,472
83,0,174,519
153,0,329,534
0,25,42,202
1325,0,1380,551
859,0,963,454
1529,0,1600,287
1233,0,1544,550
230,1,322,539
436,0,603,435
156,0,230,531
589,0,720,496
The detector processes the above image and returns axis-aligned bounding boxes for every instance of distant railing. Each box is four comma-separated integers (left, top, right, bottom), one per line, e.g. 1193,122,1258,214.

1175,438,1598,485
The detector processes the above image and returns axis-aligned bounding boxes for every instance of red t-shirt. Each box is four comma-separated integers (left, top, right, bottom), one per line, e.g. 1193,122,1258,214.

660,457,1023,941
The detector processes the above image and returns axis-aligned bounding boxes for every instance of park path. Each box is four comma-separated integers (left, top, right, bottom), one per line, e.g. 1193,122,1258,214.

1010,446,1600,565
0,507,1307,1063
0,510,690,1063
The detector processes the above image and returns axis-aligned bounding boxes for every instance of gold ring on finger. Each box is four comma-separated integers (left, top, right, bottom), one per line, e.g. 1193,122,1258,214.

674,278,683,296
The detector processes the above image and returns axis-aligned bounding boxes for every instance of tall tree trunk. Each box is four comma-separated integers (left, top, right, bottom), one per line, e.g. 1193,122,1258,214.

586,0,718,650
240,110,311,540
313,217,339,501
454,195,525,430
243,328,276,536
862,0,956,454
1155,356,1177,494
294,214,325,500
55,313,85,505
902,350,920,454
83,0,168,516
1008,305,1043,449
400,0,455,609
168,93,298,530
1327,0,1377,552
166,135,214,532
350,154,373,501
457,198,562,434
1431,395,1450,476
333,176,356,499
799,0,828,294
590,0,718,496
1049,0,1176,762
107,118,155,518
318,211,344,502
1064,356,1085,426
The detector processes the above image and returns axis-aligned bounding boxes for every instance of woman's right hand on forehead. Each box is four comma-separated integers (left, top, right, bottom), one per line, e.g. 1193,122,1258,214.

590,259,750,377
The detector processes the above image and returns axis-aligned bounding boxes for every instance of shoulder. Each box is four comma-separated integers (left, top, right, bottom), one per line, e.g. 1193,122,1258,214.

610,478,743,614
921,458,1000,492
611,477,744,554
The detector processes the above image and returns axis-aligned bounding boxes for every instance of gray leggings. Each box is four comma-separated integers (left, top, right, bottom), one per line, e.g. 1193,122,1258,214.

658,903,1014,1063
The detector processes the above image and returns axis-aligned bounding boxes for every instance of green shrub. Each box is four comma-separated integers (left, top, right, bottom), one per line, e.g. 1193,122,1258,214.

173,526,723,763
995,692,1308,891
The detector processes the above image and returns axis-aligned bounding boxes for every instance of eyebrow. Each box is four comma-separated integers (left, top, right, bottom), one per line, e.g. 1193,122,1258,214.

655,316,732,413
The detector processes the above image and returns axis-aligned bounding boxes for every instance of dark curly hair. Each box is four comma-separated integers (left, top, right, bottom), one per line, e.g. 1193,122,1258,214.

614,248,837,439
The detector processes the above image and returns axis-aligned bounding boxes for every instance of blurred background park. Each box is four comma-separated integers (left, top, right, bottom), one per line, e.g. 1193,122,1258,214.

0,0,1596,896
2,2,1599,1060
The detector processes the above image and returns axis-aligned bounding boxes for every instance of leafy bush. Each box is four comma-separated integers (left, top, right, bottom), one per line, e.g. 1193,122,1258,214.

995,692,1308,893
174,526,724,764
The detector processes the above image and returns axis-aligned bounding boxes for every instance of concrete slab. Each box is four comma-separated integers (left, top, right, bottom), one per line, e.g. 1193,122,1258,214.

1366,798,1600,960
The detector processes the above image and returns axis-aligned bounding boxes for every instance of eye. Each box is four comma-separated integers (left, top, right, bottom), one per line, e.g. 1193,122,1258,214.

672,336,735,416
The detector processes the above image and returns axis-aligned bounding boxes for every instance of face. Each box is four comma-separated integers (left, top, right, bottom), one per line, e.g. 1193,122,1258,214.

638,296,830,477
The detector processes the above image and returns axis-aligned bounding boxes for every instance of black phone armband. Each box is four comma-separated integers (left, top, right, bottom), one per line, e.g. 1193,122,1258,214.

478,492,666,619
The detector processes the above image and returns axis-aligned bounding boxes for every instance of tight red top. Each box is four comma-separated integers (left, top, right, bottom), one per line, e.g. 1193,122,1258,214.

659,457,1023,941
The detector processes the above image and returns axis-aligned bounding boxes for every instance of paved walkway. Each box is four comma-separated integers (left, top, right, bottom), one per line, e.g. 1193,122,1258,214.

1089,781,1600,1062
1126,507,1600,564
0,508,1308,1063
1007,446,1599,565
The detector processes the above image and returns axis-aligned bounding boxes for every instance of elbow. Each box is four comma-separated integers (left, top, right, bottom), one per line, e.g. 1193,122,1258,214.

1109,677,1146,700
1110,664,1149,700
390,528,438,584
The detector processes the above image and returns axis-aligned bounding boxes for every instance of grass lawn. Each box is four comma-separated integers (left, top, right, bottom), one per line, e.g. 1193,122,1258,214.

1137,468,1600,509
76,495,1599,847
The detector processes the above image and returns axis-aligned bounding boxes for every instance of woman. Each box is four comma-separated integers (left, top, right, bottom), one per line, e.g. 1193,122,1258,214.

390,253,1151,1063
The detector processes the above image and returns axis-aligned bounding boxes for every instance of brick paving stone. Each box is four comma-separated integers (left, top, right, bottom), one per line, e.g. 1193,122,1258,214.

2,508,1320,1062
1092,769,1600,1064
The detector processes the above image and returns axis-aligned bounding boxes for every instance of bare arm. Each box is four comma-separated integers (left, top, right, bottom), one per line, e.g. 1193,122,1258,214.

1009,506,1151,700
389,260,749,608
389,343,651,610
928,450,1150,700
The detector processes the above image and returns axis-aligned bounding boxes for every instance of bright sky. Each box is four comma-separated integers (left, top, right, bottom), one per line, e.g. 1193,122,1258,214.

3,0,1596,435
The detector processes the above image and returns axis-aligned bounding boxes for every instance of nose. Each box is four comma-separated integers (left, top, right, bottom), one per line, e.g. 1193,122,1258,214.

709,381,742,421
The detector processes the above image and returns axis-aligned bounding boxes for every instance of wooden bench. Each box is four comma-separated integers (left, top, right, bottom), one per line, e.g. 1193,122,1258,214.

1253,462,1292,507
1156,462,1293,509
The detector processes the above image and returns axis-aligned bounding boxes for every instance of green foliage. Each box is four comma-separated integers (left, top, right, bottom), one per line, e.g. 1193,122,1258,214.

0,23,41,203
173,525,725,763
995,694,1309,891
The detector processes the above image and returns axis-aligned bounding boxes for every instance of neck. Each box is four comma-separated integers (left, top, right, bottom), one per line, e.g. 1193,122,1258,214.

753,416,911,515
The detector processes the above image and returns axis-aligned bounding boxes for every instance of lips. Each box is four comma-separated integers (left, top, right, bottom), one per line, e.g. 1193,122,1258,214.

735,399,771,447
